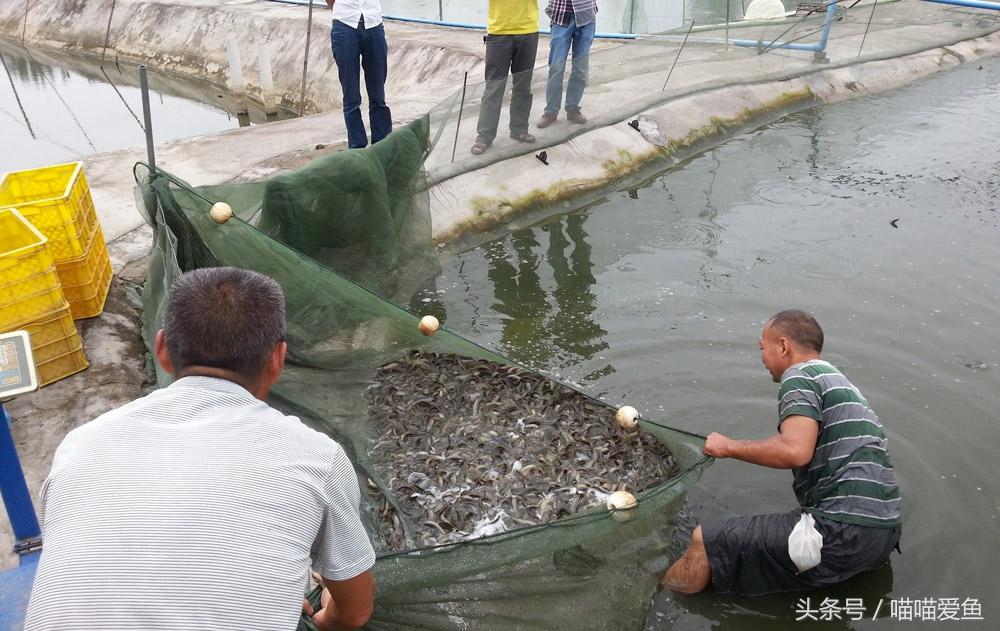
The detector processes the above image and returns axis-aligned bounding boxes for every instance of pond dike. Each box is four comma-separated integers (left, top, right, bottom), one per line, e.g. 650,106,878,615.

3,0,1000,243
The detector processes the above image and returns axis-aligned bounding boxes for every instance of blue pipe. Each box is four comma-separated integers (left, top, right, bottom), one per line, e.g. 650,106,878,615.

265,0,638,39
922,0,1000,9
0,404,41,546
815,0,839,50
731,38,827,51
732,0,838,52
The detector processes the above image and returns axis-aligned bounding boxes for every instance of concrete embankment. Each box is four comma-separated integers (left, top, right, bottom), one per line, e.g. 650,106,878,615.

0,0,500,241
0,0,485,115
4,0,1000,243
423,1,1000,241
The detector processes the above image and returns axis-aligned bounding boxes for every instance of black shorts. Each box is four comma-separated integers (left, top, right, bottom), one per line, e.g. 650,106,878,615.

701,510,901,596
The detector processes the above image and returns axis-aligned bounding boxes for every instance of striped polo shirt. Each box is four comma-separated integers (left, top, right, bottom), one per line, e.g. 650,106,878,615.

778,360,902,528
25,376,376,631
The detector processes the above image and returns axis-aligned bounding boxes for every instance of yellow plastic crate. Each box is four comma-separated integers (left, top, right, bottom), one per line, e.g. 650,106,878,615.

0,208,66,331
56,224,113,319
21,304,89,386
0,207,56,279
0,282,67,332
0,162,100,262
63,253,112,320
55,224,108,286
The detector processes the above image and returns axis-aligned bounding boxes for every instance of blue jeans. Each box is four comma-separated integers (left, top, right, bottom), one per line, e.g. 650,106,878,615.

331,19,392,149
545,16,596,114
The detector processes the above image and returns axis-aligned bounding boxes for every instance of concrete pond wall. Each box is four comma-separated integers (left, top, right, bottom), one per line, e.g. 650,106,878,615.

0,0,485,115
429,36,1000,242
2,0,1000,241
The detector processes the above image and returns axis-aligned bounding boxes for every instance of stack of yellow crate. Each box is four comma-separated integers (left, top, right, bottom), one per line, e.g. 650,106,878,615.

0,162,113,320
0,208,89,386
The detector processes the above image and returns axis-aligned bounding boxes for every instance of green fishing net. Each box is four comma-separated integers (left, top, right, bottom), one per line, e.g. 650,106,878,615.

134,118,710,630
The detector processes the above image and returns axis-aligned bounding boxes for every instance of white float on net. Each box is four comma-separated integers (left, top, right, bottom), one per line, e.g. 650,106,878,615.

616,405,639,430
209,202,233,224
418,315,440,336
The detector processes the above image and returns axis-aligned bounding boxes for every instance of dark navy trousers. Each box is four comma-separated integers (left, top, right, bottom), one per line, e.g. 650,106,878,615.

331,18,392,149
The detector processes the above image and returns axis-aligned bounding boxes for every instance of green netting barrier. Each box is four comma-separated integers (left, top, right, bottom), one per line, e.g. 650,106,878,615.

134,118,711,631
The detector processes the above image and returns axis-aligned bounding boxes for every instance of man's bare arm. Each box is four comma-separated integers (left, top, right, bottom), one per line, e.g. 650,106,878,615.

311,570,375,631
703,415,819,469
325,0,335,9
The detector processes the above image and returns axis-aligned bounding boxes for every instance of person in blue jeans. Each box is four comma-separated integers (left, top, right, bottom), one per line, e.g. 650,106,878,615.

325,0,392,148
537,0,598,128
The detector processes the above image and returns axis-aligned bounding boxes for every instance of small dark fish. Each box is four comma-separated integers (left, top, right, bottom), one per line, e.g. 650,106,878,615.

536,151,549,166
890,218,900,228
365,350,679,550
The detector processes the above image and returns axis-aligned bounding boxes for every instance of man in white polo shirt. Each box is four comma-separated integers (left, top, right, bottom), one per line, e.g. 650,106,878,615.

25,267,376,631
325,0,393,148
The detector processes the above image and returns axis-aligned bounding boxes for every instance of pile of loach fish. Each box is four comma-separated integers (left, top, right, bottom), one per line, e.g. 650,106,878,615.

364,350,678,550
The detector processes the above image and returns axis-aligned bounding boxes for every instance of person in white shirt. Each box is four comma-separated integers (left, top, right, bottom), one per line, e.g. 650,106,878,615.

24,267,376,631
325,0,393,148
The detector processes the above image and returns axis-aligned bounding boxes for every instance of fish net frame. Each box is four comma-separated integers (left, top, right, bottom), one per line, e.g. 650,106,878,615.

128,4,1000,625
133,121,710,631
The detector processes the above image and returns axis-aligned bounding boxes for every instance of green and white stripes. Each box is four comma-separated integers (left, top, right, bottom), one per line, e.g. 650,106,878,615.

778,360,901,528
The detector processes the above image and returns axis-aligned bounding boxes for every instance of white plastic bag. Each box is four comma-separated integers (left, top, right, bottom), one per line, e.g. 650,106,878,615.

788,512,823,574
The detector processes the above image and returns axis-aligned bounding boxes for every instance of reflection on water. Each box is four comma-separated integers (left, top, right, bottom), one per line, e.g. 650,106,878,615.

425,58,1000,629
481,216,610,372
0,38,295,173
658,563,897,630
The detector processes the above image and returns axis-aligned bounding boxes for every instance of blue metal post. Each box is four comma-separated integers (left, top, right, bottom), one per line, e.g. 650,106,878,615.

730,0,838,60
0,403,41,549
814,0,839,59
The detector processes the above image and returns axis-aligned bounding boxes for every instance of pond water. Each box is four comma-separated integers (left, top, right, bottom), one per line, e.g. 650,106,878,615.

419,59,999,629
0,38,295,174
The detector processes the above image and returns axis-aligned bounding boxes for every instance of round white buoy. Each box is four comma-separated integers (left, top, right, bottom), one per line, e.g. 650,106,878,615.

607,490,638,521
210,202,233,224
418,315,440,336
616,405,640,430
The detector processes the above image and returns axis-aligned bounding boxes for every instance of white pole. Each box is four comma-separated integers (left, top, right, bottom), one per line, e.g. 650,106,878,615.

226,35,247,114
257,40,276,115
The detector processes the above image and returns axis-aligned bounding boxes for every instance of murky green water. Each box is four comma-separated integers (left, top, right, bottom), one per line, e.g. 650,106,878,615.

421,60,999,628
0,39,294,174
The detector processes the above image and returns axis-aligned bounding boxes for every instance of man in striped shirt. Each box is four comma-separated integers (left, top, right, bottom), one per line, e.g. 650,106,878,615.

25,268,376,630
663,309,902,596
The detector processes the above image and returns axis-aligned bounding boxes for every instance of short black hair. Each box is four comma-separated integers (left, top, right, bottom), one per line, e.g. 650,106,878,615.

768,309,824,353
163,267,286,377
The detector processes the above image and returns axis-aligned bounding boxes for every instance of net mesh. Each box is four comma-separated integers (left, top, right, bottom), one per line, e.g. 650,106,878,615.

134,118,709,631
131,2,1000,625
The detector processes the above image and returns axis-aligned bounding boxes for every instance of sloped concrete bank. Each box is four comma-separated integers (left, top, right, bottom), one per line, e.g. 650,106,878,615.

0,0,484,115
429,31,1000,241
3,0,999,245
0,0,505,242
